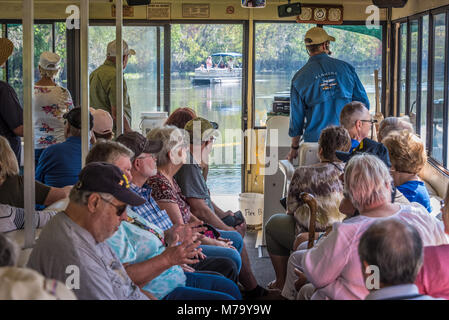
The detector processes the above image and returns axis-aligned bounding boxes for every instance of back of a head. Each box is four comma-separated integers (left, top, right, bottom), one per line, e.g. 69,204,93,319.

344,154,392,210
382,130,426,174
0,233,18,267
165,107,197,129
0,136,19,183
358,219,423,286
379,116,414,142
339,101,367,130
318,126,351,162
85,140,134,165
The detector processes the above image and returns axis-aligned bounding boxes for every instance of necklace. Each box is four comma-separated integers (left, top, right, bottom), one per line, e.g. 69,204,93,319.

126,216,166,246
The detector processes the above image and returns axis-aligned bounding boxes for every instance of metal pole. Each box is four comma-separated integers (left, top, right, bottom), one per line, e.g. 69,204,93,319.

116,0,124,135
23,0,35,249
80,0,89,167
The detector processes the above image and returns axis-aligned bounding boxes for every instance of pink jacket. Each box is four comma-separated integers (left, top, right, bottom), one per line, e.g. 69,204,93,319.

416,244,449,299
301,204,449,300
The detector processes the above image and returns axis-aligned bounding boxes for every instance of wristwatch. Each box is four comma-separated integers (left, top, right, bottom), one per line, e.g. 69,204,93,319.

291,145,300,150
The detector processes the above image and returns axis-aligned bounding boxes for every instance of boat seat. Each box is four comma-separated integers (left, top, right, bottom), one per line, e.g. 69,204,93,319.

298,142,319,167
279,159,295,198
419,162,446,218
44,198,69,211
4,229,42,267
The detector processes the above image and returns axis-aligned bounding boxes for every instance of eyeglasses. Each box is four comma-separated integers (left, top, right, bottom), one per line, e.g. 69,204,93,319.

360,119,378,125
100,196,127,217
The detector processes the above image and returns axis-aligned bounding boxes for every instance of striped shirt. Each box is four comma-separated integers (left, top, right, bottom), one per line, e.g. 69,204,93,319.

129,183,174,231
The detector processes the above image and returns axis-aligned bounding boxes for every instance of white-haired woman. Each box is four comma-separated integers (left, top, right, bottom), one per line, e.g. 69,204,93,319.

34,51,73,163
146,126,243,273
281,154,448,300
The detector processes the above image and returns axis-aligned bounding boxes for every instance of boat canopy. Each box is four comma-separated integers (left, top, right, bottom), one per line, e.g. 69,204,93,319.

211,52,242,58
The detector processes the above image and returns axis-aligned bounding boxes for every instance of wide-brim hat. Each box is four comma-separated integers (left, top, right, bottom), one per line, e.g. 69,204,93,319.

0,38,14,66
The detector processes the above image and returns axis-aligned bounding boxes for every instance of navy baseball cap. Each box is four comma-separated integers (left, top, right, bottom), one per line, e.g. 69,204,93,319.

75,162,145,206
336,138,392,168
116,132,162,159
63,107,94,130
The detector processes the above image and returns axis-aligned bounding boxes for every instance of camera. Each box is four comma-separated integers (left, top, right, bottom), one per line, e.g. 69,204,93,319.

278,2,302,18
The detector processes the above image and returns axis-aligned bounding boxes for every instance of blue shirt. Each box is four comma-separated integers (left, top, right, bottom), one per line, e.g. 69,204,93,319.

289,53,370,142
107,209,186,299
350,139,360,153
35,136,81,188
397,180,432,213
129,183,174,231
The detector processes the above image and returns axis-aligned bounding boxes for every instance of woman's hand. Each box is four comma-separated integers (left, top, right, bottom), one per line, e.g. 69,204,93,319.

294,268,308,291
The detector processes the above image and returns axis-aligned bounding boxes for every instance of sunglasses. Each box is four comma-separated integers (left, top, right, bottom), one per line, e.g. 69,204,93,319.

100,196,127,217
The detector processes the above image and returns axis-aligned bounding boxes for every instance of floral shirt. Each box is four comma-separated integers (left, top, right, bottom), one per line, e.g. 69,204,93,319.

34,85,73,149
147,172,191,224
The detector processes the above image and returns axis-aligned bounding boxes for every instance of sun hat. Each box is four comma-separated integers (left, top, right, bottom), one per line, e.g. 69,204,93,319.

38,51,61,71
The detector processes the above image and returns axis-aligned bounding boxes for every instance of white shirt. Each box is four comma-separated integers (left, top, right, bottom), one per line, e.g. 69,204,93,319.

34,85,73,149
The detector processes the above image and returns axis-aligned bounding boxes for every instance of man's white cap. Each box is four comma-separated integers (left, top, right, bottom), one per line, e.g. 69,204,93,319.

90,108,113,134
304,27,336,45
38,51,61,71
106,40,136,57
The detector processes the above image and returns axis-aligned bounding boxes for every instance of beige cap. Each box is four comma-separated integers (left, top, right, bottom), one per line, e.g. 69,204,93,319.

0,38,14,66
0,267,77,300
106,40,136,57
304,27,335,45
90,108,113,134
39,51,61,71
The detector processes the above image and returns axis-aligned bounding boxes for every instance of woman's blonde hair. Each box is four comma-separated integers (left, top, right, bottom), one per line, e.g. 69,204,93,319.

0,136,19,184
382,130,426,174
344,154,392,210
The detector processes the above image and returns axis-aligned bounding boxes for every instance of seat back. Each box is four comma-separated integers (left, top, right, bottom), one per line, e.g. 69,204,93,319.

279,159,295,198
298,142,319,166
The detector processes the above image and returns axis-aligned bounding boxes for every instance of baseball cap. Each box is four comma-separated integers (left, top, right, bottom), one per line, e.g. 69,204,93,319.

184,117,219,144
38,51,61,71
90,108,113,135
336,138,392,168
106,40,136,57
116,131,163,159
0,38,14,67
63,107,94,130
0,267,77,300
75,162,146,206
304,27,336,45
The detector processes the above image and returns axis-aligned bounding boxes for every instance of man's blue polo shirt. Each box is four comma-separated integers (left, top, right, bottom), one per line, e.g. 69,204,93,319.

289,53,370,142
35,136,81,188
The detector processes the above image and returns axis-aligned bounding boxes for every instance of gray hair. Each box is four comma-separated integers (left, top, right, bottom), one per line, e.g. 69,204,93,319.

378,116,414,142
85,140,134,165
358,219,423,285
344,154,393,210
0,233,19,267
339,101,368,130
147,125,187,167
69,188,114,206
38,66,59,79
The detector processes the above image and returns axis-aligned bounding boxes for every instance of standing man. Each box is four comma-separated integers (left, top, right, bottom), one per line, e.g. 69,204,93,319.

288,27,370,162
90,39,135,133
0,38,23,164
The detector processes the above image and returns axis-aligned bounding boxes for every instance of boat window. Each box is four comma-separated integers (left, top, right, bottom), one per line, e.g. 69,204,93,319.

410,20,418,131
398,22,407,116
88,25,160,131
432,13,445,164
170,23,244,196
420,15,429,149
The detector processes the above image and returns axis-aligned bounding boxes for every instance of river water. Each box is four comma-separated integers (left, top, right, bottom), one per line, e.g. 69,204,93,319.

127,68,378,195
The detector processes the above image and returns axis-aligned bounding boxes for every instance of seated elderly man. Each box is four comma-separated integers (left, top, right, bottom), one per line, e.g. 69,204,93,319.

174,117,276,299
27,162,152,300
281,154,448,300
85,139,241,289
0,233,76,300
35,107,94,188
359,219,441,300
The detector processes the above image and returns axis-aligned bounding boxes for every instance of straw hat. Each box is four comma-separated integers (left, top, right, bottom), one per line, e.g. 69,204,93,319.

0,38,14,66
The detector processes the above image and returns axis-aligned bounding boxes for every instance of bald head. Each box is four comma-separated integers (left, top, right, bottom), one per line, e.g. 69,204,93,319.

358,219,423,286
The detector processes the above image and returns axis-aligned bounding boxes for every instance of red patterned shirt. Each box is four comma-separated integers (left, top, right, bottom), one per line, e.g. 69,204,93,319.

147,172,191,224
